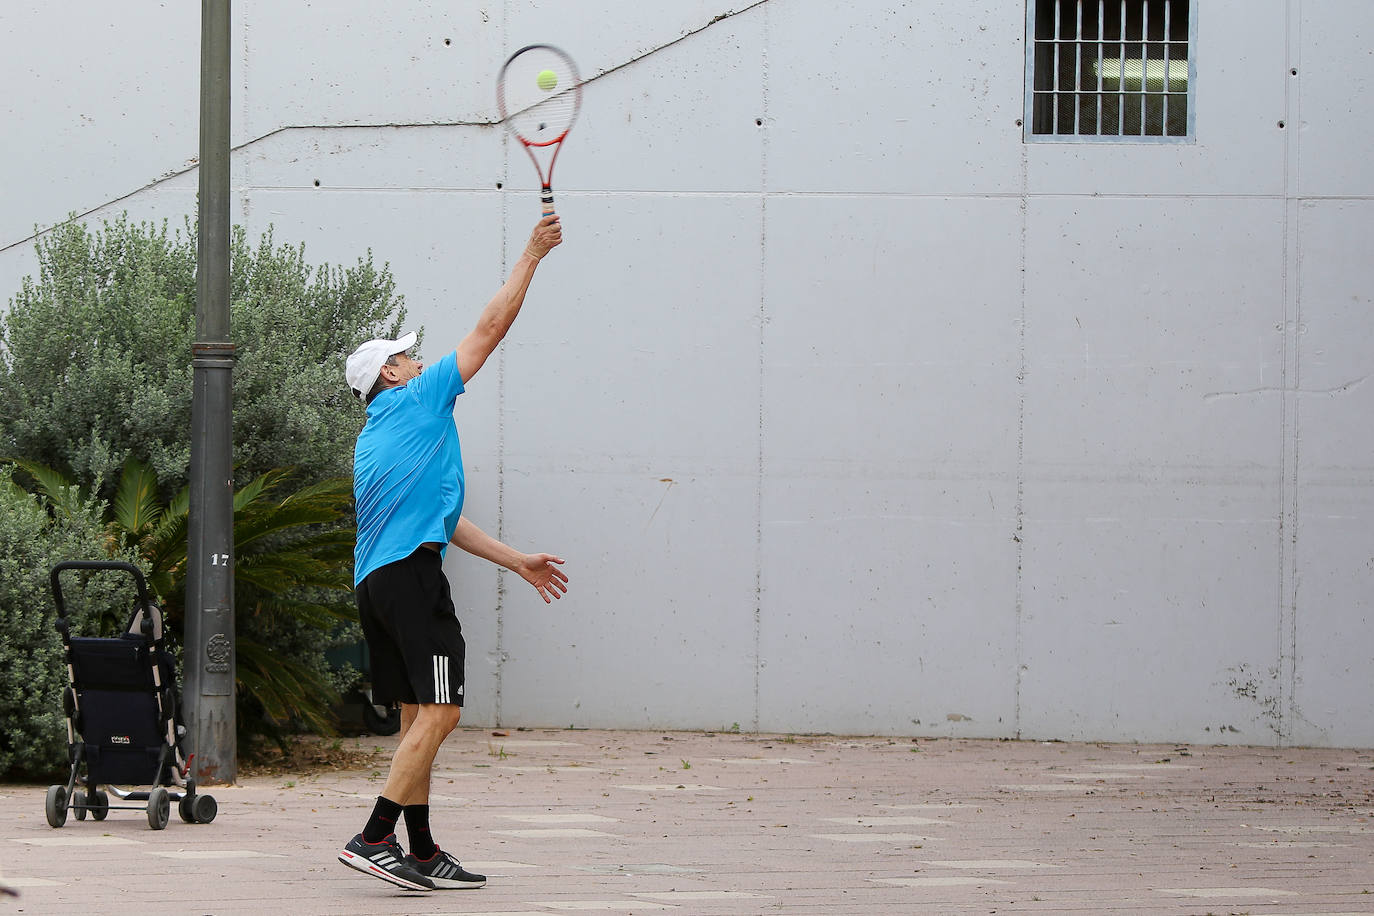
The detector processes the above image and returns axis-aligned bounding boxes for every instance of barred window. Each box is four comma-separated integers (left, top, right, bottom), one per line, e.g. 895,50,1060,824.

1026,0,1194,141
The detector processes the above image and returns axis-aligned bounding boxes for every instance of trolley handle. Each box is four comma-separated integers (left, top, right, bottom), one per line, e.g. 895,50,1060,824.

50,560,154,624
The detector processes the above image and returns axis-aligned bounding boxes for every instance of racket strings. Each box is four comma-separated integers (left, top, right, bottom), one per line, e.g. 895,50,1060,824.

505,92,578,146
497,45,582,146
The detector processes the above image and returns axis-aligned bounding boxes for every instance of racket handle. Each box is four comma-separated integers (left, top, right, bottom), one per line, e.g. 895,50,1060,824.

541,185,555,217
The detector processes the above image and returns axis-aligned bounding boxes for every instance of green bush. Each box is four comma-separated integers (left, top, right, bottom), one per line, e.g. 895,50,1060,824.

0,469,136,779
0,214,408,498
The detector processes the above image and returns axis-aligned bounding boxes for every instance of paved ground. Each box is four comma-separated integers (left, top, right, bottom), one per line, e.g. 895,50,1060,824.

1,729,1371,915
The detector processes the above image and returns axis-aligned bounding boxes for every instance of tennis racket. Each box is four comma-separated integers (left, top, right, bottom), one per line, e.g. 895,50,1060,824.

496,44,582,217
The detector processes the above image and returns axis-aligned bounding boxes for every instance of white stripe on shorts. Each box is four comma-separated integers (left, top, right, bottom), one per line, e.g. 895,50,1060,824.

433,654,449,704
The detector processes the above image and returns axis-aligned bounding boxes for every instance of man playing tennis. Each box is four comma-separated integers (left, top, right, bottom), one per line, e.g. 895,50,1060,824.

337,214,568,892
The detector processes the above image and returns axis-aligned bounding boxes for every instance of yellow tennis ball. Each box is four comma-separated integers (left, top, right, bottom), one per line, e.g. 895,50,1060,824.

536,69,558,92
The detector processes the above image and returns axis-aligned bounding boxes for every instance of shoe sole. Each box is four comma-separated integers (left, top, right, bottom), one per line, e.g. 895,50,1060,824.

337,850,434,892
427,875,486,890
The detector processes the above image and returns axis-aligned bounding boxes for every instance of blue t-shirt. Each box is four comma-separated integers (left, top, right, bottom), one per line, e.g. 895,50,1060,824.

352,351,466,585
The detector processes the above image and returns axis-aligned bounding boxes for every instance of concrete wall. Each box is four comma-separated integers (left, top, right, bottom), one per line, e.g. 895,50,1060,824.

3,1,1371,746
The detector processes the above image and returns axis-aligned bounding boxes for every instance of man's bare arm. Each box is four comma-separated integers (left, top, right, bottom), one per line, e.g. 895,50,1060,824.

454,215,562,383
449,516,569,604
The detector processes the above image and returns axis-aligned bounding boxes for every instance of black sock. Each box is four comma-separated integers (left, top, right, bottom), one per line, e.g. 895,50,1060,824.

362,796,403,844
404,804,437,860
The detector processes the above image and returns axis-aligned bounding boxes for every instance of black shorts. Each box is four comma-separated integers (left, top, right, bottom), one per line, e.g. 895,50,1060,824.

356,546,465,707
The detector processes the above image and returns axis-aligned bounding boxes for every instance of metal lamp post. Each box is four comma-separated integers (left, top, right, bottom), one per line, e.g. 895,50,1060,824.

184,0,236,785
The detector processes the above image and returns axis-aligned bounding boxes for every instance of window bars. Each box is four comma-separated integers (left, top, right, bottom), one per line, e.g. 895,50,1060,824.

1026,0,1194,141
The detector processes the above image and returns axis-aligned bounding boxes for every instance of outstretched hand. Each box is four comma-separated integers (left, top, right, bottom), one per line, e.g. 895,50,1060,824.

517,553,568,603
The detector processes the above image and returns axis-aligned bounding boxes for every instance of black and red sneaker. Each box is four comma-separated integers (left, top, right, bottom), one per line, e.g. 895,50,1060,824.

405,848,486,889
338,833,434,891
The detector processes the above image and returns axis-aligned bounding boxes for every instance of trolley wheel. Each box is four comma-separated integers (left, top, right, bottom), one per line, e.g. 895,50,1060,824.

147,787,170,830
90,789,109,821
362,702,401,736
178,794,196,824
192,793,218,824
45,785,69,828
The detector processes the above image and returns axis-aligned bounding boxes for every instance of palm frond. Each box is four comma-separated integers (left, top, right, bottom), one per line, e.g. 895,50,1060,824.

5,459,90,521
165,484,190,519
141,485,190,590
232,468,293,513
279,476,354,508
239,593,354,631
235,557,351,599
111,456,162,538
234,505,349,552
237,638,340,735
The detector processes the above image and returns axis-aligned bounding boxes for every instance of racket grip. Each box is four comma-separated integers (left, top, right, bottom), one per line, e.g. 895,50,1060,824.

541,186,555,217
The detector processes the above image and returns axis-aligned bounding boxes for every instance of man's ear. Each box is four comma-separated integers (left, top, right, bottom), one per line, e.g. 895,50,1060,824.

378,362,400,384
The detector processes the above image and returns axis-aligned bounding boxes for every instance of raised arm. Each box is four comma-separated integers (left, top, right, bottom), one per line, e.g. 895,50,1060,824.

454,215,563,383
449,516,568,604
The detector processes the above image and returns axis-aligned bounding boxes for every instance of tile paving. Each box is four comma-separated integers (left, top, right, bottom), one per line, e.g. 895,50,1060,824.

1,730,1371,915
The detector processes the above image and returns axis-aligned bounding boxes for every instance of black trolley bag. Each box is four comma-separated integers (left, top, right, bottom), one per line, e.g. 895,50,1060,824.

45,560,217,830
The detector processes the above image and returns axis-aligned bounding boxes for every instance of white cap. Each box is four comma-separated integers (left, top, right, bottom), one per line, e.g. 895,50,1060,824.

345,331,417,400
